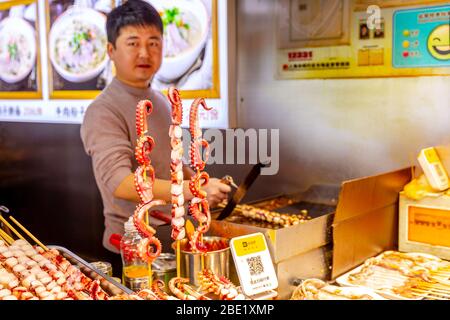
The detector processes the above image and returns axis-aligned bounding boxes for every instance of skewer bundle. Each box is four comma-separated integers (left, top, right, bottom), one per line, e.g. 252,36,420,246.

0,213,179,300
0,214,109,300
218,202,309,228
347,251,450,300
290,279,383,300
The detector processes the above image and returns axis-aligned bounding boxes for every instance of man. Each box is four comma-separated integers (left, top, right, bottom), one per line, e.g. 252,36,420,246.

80,0,231,271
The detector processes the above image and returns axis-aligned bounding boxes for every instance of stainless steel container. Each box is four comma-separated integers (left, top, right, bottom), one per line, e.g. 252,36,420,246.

176,236,230,287
90,261,113,277
152,253,177,293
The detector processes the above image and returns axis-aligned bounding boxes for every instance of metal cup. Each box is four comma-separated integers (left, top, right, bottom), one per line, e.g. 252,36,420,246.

152,253,177,293
173,236,230,287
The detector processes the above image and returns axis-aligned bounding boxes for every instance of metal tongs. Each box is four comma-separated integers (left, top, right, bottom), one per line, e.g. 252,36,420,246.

216,163,267,221
220,175,238,189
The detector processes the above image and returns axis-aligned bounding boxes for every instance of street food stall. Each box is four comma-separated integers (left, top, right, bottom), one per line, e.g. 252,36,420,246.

3,163,450,300
1,0,450,301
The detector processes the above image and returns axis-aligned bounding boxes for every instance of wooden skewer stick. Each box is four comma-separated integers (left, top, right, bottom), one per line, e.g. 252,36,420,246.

0,229,13,245
415,282,450,291
417,283,450,291
0,234,10,245
0,215,26,242
8,216,48,251
431,278,450,286
410,292,447,301
431,271,450,277
412,288,450,299
148,261,153,288
429,271,450,277
417,278,450,286
176,240,181,278
414,287,450,296
362,272,408,283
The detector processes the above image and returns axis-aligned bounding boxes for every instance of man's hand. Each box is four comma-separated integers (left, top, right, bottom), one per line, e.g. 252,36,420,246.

203,178,232,208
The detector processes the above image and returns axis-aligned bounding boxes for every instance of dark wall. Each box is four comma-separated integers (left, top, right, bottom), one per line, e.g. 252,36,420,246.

0,122,104,261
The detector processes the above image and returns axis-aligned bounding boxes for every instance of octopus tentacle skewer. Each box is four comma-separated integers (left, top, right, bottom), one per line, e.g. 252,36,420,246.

135,136,155,166
187,97,214,253
198,269,245,300
133,200,166,238
134,166,155,203
136,237,162,262
189,139,210,171
168,87,183,125
136,100,153,137
168,277,210,300
189,171,209,199
168,87,186,241
189,98,212,140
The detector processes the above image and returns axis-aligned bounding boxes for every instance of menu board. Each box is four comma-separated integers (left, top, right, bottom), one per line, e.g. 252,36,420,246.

277,0,450,79
46,0,113,99
0,0,230,127
146,0,220,99
0,0,41,99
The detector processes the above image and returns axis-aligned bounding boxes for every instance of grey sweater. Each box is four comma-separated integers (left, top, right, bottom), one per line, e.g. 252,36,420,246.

81,78,172,253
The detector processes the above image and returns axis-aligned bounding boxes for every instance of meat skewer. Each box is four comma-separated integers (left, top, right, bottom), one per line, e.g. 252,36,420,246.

132,100,163,266
167,87,186,242
2,223,177,300
188,98,213,253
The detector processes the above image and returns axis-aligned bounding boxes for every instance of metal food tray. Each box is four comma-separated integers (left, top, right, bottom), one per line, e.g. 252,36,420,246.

48,245,133,297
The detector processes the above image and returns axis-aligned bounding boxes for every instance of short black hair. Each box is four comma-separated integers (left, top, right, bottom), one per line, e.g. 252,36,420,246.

106,0,163,47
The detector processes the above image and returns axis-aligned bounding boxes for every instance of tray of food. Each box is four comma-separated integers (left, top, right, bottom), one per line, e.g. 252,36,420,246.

290,279,386,300
336,251,450,300
0,237,138,300
48,245,132,297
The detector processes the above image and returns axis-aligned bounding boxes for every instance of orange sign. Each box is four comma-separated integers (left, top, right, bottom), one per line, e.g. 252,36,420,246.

408,205,450,247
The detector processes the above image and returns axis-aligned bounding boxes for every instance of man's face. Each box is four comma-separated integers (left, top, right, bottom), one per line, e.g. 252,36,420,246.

108,24,163,87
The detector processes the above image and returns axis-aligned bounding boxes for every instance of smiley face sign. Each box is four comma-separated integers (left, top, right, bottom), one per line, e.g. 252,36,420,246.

428,24,450,61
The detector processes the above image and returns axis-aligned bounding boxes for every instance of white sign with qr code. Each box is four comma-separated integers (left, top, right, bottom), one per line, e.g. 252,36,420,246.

230,233,278,296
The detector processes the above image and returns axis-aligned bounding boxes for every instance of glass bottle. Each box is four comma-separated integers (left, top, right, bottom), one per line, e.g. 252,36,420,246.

120,217,151,292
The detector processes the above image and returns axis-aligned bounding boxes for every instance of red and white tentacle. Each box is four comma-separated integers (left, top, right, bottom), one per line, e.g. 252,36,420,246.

188,98,213,253
135,136,155,167
189,98,211,140
168,87,183,125
133,100,162,262
168,87,186,241
133,200,166,239
134,166,155,203
136,100,153,137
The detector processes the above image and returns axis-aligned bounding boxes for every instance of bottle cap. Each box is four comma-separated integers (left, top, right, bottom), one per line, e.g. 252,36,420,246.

124,216,137,233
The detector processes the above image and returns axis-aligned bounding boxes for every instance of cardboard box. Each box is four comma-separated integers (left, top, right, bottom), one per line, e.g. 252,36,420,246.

331,167,411,279
399,193,450,260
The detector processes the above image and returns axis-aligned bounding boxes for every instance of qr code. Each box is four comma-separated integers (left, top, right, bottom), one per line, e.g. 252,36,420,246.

246,256,264,276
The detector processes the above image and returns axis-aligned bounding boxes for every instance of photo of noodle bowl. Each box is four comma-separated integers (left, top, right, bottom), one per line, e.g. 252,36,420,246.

49,7,107,83
148,0,210,82
0,17,36,84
